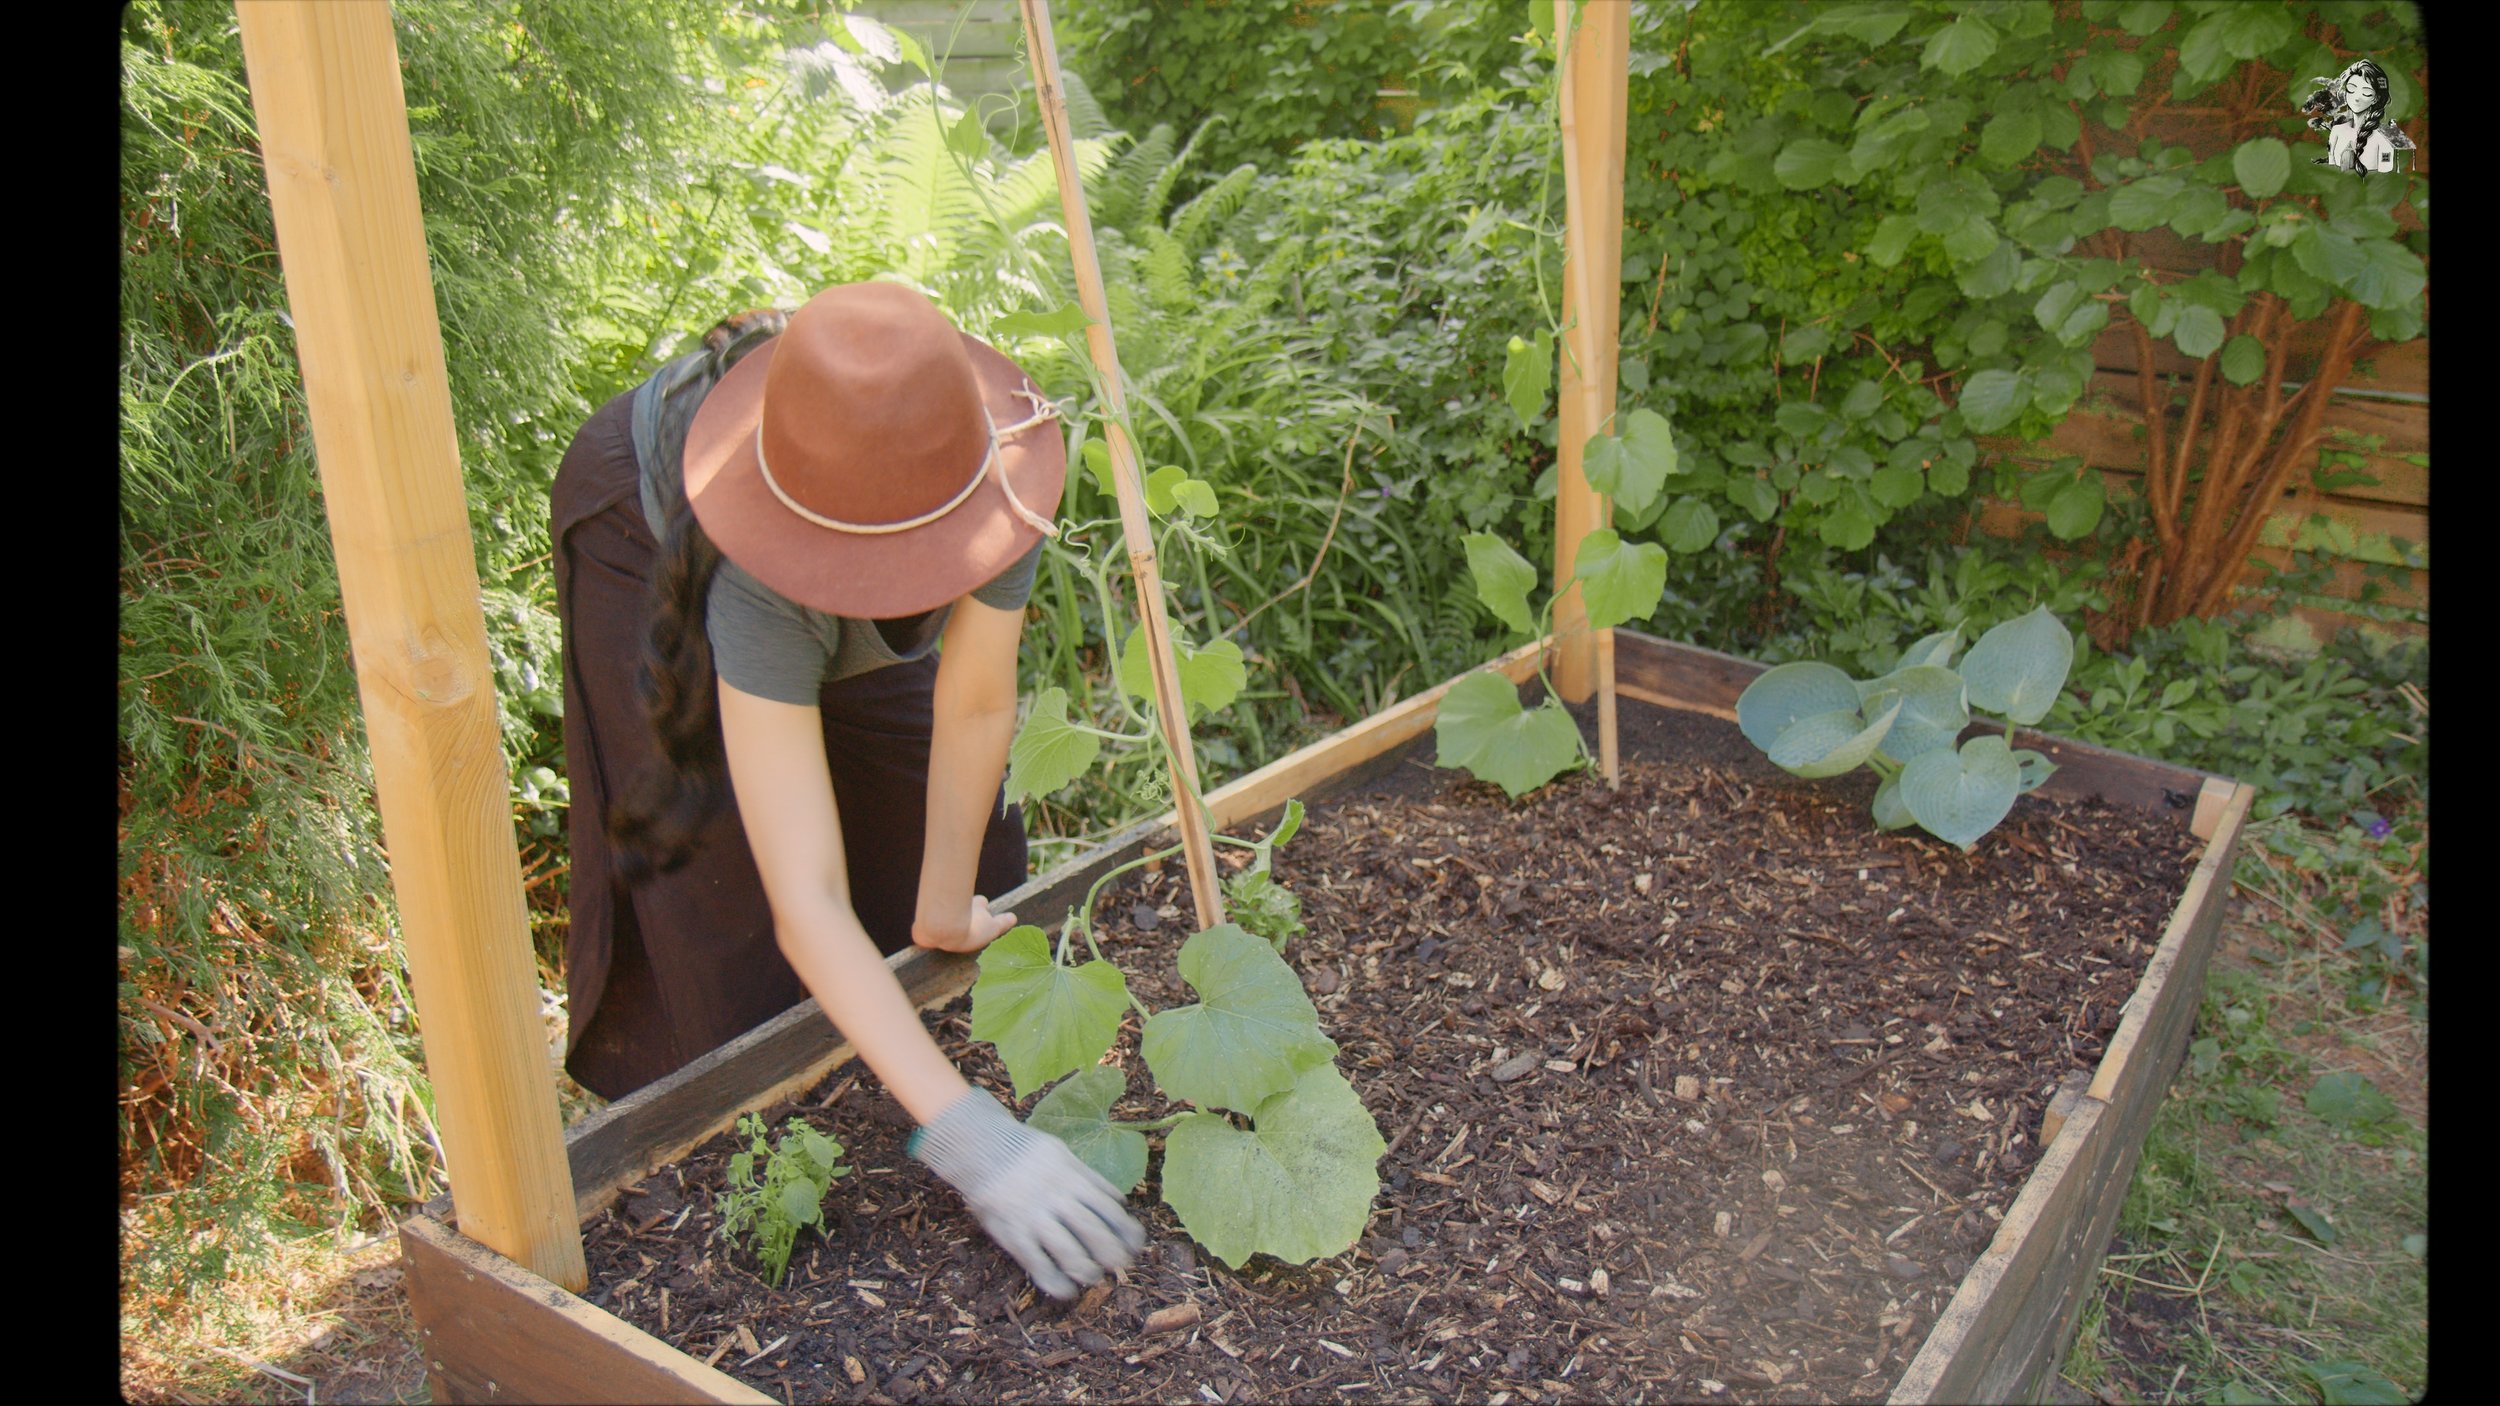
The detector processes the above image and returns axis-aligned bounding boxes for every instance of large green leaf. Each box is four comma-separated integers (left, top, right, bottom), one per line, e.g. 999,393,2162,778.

2220,334,2267,386
1029,1065,1149,1195
1900,734,2023,849
1005,687,1099,806
1958,368,2025,433
1872,772,1918,831
1774,137,1848,190
1620,408,1679,506
1464,533,1540,637
2045,472,2106,540
1979,108,2042,168
1737,661,1860,752
1897,625,1963,672
2232,137,2291,199
1434,670,1582,798
1961,605,2074,725
2172,304,2226,360
967,927,1131,1100
1921,13,1998,75
1571,529,1669,631
1160,1063,1384,1270
2345,238,2426,311
1859,664,1970,762
1118,631,1247,719
1660,497,1720,554
1140,923,1337,1113
1769,699,1902,779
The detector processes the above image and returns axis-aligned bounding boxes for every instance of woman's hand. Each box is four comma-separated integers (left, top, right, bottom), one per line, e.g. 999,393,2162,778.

910,1087,1146,1298
912,894,1019,954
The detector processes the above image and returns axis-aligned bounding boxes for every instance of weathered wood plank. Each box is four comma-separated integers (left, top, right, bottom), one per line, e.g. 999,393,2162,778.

1970,499,2428,608
2090,324,2427,397
402,1213,768,1405
1894,782,2253,1402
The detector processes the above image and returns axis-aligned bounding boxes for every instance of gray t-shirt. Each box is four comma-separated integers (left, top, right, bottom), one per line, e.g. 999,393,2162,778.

632,352,1043,706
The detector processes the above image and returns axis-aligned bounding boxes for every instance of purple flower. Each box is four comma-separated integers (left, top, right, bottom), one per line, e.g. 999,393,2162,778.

2363,815,2393,839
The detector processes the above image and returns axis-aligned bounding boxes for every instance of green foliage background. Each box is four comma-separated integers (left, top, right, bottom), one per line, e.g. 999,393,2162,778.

122,0,2427,1357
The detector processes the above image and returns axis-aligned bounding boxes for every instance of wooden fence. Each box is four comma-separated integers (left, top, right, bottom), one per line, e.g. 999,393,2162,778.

855,0,1028,101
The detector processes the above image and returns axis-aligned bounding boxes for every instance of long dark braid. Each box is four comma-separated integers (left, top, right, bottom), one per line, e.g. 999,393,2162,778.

607,307,791,881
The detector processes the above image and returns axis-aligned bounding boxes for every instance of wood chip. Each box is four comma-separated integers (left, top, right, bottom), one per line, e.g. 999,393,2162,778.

1489,1051,1541,1082
1144,1302,1203,1335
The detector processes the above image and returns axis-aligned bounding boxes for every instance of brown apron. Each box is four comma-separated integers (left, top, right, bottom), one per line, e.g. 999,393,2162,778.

552,389,1029,1100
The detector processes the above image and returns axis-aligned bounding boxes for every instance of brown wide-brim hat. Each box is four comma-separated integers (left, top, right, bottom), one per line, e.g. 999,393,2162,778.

683,281,1068,619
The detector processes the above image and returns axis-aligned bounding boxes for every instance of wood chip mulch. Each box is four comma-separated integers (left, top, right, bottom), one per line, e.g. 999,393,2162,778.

582,703,2203,1403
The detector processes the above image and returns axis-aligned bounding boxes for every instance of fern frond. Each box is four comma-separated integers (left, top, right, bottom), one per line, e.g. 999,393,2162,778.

1056,65,1113,141
1097,122,1176,230
1169,163,1260,254
1138,116,1220,230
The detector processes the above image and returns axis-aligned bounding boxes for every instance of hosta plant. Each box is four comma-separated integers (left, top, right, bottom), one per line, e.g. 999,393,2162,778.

1735,605,2076,849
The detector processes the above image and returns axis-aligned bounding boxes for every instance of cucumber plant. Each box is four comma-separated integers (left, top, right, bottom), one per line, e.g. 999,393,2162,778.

715,1112,849,1287
1734,605,2077,849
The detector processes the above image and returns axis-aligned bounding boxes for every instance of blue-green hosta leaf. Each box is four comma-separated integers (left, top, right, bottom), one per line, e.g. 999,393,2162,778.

1160,1063,1385,1270
1435,671,1583,798
2013,748,2058,793
1922,12,1999,75
1572,529,1669,630
1504,331,1553,428
968,926,1131,1099
1898,625,1964,673
1958,368,2025,433
1464,533,1541,637
1769,699,1903,779
1737,661,1861,752
1860,665,1970,763
2232,137,2291,200
1901,734,2024,849
1872,773,1918,831
1118,631,1247,719
1140,924,1337,1113
1962,606,2075,725
994,302,1093,339
1029,1065,1149,1195
1006,688,1099,806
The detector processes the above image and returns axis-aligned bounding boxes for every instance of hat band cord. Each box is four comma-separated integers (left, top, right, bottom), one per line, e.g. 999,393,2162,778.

751,387,1062,538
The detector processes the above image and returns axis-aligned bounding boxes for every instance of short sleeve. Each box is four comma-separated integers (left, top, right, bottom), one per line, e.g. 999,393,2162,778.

706,559,834,705
967,539,1045,612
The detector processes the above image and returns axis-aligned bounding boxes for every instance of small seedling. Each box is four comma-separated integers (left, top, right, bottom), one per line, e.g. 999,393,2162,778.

714,1112,849,1286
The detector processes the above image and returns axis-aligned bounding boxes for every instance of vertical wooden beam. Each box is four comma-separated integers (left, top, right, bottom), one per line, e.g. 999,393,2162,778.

1017,0,1227,931
234,1,586,1292
1551,0,1630,706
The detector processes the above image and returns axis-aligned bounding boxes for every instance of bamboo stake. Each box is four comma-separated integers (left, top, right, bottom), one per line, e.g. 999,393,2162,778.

1017,0,1224,931
233,1,584,1291
1552,0,1628,772
1597,626,1620,788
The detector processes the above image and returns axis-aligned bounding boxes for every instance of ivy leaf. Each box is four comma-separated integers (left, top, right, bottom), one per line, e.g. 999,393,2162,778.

1958,368,2025,433
1140,924,1337,1113
968,927,1131,1099
1434,670,1583,798
1119,631,1246,719
1961,605,2075,725
994,302,1093,340
2172,304,2226,360
1464,533,1541,637
1029,1065,1149,1195
1775,138,1848,190
2220,335,2267,386
1005,688,1099,806
2232,137,2291,200
1573,529,1669,629
1921,12,1999,75
1901,734,2024,849
2046,471,2107,540
1160,1063,1385,1270
1504,331,1553,428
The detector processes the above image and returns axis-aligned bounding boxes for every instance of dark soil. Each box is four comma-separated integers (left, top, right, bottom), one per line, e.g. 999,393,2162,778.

582,703,2203,1404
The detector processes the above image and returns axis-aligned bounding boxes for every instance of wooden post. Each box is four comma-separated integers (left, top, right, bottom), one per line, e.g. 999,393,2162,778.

235,1,586,1292
1551,0,1629,718
1017,0,1227,931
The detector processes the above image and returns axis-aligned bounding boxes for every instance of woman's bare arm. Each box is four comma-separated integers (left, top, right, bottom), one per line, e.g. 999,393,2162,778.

914,594,1027,952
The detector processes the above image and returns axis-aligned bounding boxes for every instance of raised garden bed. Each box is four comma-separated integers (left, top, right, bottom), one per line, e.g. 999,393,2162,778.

403,631,2252,1405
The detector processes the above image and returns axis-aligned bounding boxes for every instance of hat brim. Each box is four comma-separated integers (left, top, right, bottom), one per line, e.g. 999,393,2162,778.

682,332,1068,619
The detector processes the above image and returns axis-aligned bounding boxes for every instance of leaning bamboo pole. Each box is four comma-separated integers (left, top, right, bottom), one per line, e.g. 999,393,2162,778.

1552,0,1630,782
1017,0,1226,930
234,2,585,1290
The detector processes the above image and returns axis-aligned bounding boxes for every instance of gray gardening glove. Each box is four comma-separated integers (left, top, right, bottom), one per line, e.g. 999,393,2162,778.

908,1087,1146,1299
